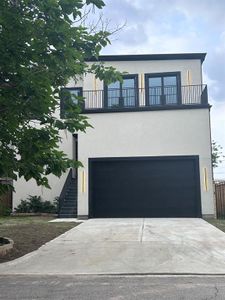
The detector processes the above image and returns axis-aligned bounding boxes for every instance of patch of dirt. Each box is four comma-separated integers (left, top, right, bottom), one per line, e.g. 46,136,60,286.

0,221,78,263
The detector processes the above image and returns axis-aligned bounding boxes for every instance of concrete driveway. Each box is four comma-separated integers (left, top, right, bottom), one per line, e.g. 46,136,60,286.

1,218,225,275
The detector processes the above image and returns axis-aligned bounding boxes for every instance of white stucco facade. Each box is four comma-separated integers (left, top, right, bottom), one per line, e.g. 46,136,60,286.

13,126,73,209
13,54,215,218
67,58,203,91
77,108,214,217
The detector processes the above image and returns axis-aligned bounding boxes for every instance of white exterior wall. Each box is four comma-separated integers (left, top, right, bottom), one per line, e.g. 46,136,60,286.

13,108,73,209
13,57,214,217
82,59,202,90
77,108,214,217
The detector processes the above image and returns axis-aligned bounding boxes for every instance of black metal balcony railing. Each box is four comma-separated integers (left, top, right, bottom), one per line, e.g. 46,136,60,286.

81,84,208,112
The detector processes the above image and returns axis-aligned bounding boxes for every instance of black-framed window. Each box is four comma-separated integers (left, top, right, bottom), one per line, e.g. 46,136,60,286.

60,87,83,118
104,74,139,108
145,72,181,106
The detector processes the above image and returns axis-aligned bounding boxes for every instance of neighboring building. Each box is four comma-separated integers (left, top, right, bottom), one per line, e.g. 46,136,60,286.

13,53,215,219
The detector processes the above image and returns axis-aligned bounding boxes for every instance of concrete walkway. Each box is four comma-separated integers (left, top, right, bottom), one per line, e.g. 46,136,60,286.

1,218,225,275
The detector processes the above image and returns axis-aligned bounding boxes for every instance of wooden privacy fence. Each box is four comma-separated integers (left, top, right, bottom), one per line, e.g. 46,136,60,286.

215,181,225,218
0,179,13,215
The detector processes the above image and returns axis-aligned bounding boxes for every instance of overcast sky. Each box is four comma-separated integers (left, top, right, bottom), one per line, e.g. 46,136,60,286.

93,0,225,178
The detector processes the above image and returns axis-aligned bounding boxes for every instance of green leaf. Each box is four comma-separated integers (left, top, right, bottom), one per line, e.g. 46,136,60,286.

86,0,105,9
0,0,122,189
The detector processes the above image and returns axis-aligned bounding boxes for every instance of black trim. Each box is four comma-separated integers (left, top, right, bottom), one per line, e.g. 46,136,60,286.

89,159,92,218
83,104,210,114
89,155,201,162
73,134,78,161
63,87,83,93
201,85,208,105
145,72,181,106
88,155,202,218
87,53,206,64
104,74,139,108
61,87,83,97
72,134,78,178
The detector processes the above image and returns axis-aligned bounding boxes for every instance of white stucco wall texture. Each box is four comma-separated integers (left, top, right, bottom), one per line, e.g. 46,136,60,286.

77,108,214,217
13,126,73,209
13,57,214,217
82,59,202,90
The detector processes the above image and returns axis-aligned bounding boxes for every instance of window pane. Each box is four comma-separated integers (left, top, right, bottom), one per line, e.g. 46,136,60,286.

108,81,120,89
108,90,120,107
122,78,135,107
149,87,161,105
107,81,120,107
70,89,80,104
122,78,135,89
108,89,120,107
123,88,135,106
163,76,177,86
149,77,161,87
148,77,162,105
164,86,177,104
163,76,177,104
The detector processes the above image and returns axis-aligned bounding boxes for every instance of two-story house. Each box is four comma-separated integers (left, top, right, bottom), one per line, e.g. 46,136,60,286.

13,53,215,219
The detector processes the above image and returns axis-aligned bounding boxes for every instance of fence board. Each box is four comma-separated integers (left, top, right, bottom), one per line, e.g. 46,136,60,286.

215,181,225,218
0,179,13,215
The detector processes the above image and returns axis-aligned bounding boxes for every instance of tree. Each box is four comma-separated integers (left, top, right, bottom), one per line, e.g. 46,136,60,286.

212,140,224,168
0,0,122,194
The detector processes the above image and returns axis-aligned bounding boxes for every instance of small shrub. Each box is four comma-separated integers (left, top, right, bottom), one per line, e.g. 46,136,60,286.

28,195,43,213
15,199,30,213
15,195,58,213
41,200,57,213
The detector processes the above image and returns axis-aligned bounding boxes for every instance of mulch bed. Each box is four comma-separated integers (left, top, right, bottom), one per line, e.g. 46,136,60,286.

0,218,78,263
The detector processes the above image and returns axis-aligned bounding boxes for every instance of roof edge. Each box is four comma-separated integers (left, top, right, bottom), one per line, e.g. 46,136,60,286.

87,53,206,63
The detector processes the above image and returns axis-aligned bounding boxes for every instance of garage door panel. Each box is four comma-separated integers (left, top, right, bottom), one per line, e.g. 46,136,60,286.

89,156,201,218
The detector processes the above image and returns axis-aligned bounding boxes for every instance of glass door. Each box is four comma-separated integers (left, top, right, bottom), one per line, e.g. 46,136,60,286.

105,75,138,108
146,73,180,105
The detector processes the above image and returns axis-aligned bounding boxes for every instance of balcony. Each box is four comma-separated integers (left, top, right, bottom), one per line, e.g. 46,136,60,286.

81,84,209,113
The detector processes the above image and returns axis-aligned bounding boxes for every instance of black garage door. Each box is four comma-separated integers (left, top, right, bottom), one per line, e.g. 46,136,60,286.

89,156,201,218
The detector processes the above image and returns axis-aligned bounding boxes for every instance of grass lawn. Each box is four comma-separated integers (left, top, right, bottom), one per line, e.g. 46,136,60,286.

206,218,225,233
0,216,79,263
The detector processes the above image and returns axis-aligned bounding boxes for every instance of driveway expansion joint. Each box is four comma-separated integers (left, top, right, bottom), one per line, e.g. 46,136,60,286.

140,218,145,243
1,219,225,275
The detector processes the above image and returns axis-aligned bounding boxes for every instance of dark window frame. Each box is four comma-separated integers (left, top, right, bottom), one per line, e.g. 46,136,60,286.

104,74,139,108
145,72,181,106
60,87,83,118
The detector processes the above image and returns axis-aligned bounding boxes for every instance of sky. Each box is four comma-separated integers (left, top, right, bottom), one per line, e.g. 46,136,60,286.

92,0,225,179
